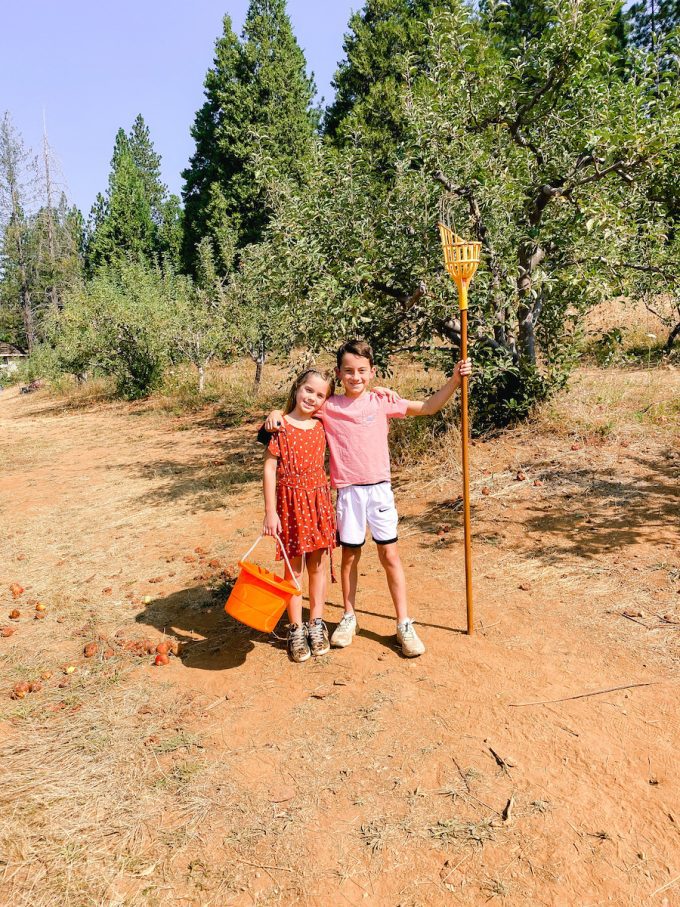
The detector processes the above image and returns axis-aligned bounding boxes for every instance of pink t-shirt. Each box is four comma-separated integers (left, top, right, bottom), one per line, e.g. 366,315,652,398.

317,392,408,488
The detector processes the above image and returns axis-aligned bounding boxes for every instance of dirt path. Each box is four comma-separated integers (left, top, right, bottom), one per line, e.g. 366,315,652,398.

1,375,679,906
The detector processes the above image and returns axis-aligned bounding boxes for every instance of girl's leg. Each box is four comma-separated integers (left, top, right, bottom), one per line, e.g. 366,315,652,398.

306,549,330,656
306,549,327,621
283,556,304,625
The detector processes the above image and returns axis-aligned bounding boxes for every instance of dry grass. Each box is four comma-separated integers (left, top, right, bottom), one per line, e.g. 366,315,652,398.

534,366,680,442
0,675,220,906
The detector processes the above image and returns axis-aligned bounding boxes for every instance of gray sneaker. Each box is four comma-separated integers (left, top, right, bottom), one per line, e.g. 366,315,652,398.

308,618,330,657
396,619,425,657
286,623,310,663
331,612,358,648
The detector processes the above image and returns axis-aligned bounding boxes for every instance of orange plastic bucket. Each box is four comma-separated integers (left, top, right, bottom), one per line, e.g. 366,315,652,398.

225,535,300,632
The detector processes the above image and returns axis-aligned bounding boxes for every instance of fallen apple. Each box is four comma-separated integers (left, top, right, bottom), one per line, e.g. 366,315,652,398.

28,681,42,693
142,595,153,605
1,627,15,638
12,681,30,699
34,612,46,620
9,610,20,620
83,643,98,658
40,670,52,680
63,664,77,675
155,641,170,656
9,583,24,599
154,653,170,666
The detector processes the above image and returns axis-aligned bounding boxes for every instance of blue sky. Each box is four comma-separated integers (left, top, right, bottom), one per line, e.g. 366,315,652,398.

1,1,357,215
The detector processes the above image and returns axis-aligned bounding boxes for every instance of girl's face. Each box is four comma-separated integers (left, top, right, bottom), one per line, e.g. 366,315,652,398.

295,373,330,415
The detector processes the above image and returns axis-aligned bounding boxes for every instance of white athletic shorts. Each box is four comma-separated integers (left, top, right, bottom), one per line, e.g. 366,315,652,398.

336,482,399,547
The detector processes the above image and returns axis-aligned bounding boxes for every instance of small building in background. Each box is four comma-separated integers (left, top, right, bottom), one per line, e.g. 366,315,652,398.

0,343,27,374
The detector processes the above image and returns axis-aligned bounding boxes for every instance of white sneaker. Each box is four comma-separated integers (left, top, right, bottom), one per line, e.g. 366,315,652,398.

397,619,425,657
331,612,358,648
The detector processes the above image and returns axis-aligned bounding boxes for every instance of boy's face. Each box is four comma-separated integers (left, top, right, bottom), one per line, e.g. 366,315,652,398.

336,352,376,398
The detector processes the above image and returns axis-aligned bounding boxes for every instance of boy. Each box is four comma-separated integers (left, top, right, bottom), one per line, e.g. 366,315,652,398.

266,340,472,657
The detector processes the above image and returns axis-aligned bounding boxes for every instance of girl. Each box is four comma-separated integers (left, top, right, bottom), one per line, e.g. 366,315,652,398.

261,369,336,663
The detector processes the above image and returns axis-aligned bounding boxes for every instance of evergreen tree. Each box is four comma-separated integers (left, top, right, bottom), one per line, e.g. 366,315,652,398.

182,1,316,273
128,114,166,218
0,112,36,350
85,117,181,272
627,0,680,55
323,0,449,166
85,146,156,272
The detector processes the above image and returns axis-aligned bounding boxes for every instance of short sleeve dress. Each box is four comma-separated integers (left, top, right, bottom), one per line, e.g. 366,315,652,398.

266,420,336,562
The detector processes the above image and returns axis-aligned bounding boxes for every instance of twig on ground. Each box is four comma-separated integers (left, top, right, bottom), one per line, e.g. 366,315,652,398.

234,858,294,873
488,746,515,773
451,755,471,792
510,681,657,707
651,874,680,897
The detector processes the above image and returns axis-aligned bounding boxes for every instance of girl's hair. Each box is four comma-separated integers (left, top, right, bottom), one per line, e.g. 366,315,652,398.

283,369,334,415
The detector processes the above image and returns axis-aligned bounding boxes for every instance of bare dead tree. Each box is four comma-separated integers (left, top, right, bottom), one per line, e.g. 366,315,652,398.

41,112,60,312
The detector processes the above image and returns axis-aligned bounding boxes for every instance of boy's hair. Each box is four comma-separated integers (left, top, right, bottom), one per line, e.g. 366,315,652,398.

336,339,374,369
283,369,334,415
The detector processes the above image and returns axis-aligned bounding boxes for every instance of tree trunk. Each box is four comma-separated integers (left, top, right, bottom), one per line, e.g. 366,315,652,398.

198,363,206,394
666,321,680,352
42,118,60,313
16,231,36,352
516,240,545,363
253,340,266,389
254,355,264,387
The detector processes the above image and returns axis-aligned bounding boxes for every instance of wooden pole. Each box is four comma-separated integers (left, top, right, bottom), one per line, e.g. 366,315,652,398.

458,283,474,635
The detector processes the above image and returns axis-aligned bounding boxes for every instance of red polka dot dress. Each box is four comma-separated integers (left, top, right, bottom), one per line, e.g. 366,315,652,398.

267,420,336,562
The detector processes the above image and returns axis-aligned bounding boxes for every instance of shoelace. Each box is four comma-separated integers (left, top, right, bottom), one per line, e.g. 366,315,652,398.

338,614,355,627
289,626,308,654
308,620,326,644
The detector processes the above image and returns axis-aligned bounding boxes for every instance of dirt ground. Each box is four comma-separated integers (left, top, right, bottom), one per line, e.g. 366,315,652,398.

1,365,679,907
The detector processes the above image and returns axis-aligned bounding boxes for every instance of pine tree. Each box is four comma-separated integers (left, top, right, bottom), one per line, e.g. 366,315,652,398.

128,114,167,221
85,146,156,272
627,0,680,55
182,1,316,273
323,0,459,173
85,118,180,272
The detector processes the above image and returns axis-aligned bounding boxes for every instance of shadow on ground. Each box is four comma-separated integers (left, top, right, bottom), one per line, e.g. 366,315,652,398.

133,584,267,671
402,446,679,562
522,448,679,561
109,434,262,511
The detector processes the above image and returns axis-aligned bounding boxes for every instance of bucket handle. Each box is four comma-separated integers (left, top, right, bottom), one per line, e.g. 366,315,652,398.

240,534,302,592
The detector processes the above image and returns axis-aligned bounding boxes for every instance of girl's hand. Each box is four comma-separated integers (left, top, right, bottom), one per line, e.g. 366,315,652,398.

263,511,282,538
373,386,401,403
265,410,284,432
455,358,472,379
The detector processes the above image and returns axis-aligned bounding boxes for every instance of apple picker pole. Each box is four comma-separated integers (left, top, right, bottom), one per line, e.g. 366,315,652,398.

437,223,481,635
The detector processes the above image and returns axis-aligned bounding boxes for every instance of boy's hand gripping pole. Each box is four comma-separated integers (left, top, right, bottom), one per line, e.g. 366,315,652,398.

437,224,481,636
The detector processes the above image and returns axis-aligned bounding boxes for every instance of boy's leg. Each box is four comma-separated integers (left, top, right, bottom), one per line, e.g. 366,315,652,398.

369,484,425,656
332,486,367,648
375,542,408,623
330,545,361,647
340,544,362,615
